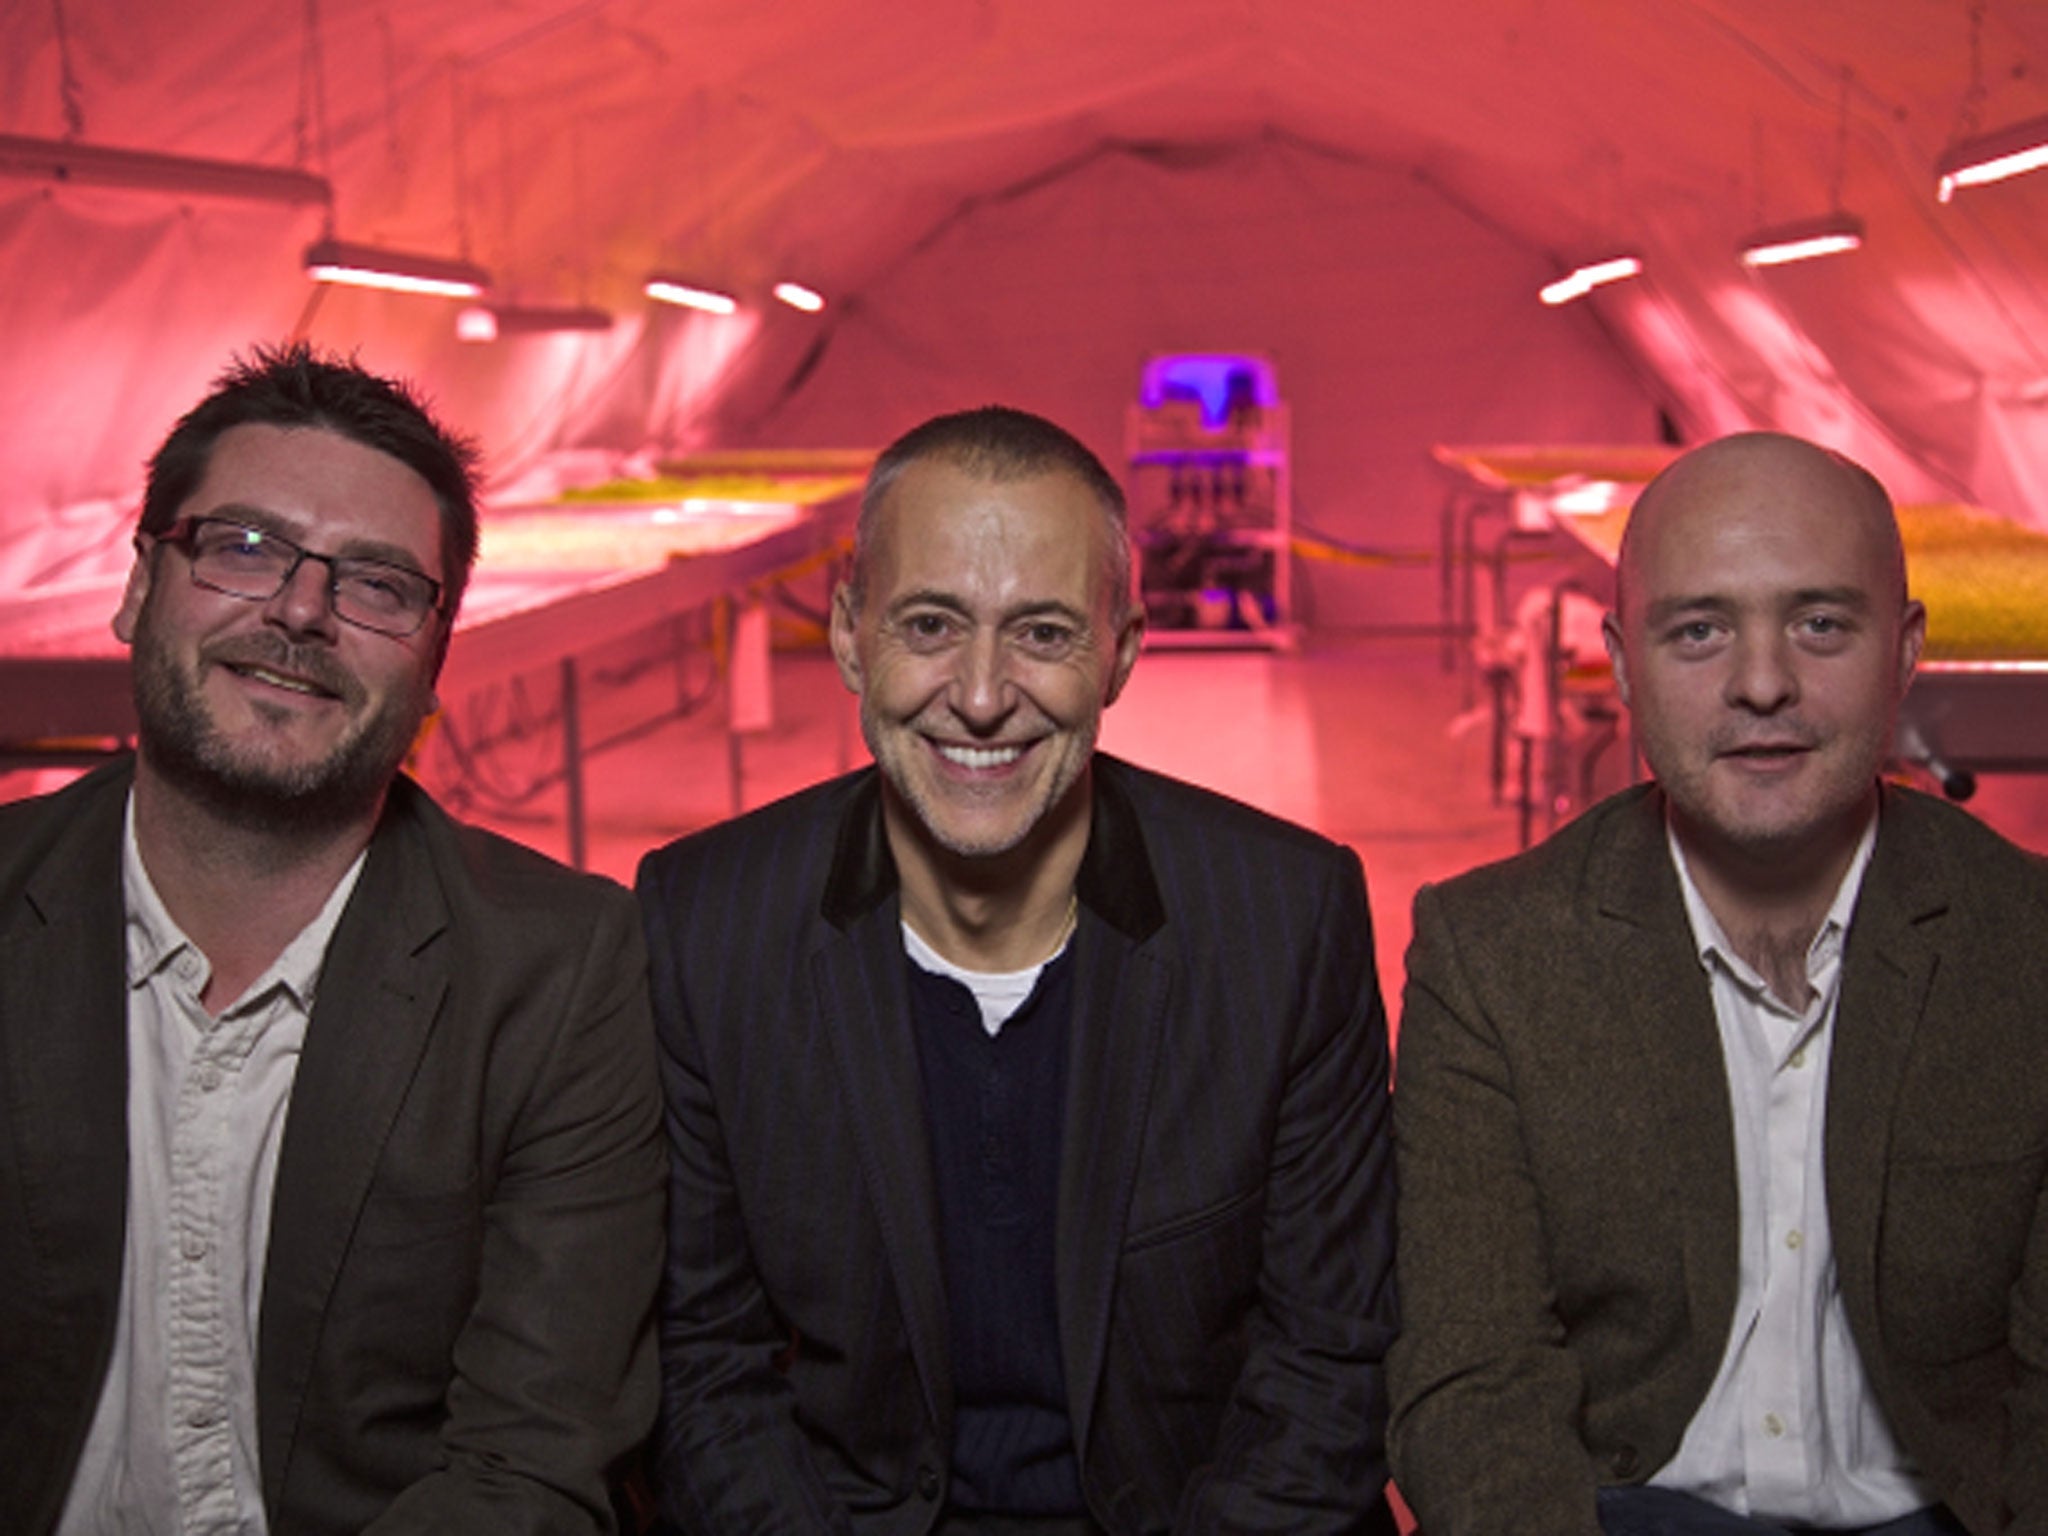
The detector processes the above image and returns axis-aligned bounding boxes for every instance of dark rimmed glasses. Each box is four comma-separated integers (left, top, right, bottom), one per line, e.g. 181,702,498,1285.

153,516,444,638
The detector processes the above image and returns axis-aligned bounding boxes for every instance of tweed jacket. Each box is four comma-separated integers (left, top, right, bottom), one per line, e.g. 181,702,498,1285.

1389,781,2048,1536
0,757,665,1535
636,754,1399,1536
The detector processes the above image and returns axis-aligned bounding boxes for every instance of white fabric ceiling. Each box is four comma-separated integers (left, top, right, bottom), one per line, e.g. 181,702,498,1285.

5,0,2047,624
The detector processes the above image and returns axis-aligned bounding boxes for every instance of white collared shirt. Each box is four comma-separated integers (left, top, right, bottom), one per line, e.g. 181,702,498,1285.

57,798,365,1536
1651,815,1937,1526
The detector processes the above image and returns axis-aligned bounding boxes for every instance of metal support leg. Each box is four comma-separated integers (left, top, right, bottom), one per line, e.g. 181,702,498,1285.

560,655,587,871
1439,494,1459,671
723,597,745,819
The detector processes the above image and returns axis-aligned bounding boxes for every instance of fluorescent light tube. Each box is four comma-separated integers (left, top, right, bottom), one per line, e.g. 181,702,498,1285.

1539,255,1642,306
1738,213,1864,267
305,239,490,297
645,277,738,314
0,133,331,206
1937,113,2048,201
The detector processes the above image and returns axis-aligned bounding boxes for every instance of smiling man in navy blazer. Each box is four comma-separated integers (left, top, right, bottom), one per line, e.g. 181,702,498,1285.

637,406,1398,1534
0,345,663,1534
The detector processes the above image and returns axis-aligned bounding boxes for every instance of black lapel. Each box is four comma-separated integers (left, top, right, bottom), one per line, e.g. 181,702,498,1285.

1055,760,1170,1456
814,772,954,1433
256,785,452,1506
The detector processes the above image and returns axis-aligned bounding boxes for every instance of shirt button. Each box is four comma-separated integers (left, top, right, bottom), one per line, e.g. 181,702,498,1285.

188,1404,215,1429
1789,1047,1806,1069
1763,1412,1785,1438
181,1234,207,1261
915,1464,941,1501
1785,1229,1803,1251
196,1065,223,1092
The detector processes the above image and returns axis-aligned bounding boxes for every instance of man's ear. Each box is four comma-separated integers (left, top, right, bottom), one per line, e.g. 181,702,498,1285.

1601,611,1631,711
111,540,155,645
1896,598,1927,698
829,582,864,694
1104,609,1145,707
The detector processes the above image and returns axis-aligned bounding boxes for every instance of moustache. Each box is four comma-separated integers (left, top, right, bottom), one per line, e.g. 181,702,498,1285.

201,633,365,707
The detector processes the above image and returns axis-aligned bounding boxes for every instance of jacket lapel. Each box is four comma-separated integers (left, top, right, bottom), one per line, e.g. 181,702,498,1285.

1824,790,1945,1286
1588,790,1742,1347
256,788,452,1505
1053,910,1169,1461
811,897,956,1434
813,774,955,1432
1054,760,1171,1458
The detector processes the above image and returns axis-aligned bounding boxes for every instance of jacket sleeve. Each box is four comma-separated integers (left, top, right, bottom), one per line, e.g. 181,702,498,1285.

1174,846,1401,1536
366,887,668,1536
636,856,856,1535
1387,881,1602,1536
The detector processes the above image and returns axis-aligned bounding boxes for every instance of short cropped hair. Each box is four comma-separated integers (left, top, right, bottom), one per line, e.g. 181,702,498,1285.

851,405,1133,624
140,341,482,617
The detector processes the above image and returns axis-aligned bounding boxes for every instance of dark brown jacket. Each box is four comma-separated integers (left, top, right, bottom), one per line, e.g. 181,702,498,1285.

1392,782,2048,1536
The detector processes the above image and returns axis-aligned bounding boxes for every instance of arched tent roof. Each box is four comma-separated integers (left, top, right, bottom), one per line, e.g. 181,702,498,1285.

5,1,2047,622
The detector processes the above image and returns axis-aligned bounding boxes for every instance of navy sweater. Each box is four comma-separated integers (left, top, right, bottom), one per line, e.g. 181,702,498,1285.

907,946,1084,1515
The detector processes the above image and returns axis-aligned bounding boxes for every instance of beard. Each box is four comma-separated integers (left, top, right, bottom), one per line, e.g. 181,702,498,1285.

129,609,432,839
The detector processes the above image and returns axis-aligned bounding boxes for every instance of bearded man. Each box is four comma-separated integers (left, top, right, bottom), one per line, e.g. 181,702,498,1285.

0,344,663,1535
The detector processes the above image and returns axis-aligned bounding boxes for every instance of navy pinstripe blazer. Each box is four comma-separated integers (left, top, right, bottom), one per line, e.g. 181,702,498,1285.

637,754,1398,1535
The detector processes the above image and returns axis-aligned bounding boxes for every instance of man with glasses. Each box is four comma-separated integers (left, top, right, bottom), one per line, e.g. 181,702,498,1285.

0,344,663,1535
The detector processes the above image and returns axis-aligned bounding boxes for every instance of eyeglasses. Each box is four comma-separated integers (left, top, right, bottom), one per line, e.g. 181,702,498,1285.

153,516,445,638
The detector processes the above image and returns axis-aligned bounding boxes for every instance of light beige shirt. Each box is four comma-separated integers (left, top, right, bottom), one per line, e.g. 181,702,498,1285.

1653,816,1938,1525
56,799,364,1536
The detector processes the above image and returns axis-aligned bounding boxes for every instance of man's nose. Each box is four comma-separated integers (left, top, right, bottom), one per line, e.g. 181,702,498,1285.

263,552,342,640
1725,628,1796,713
950,630,1015,727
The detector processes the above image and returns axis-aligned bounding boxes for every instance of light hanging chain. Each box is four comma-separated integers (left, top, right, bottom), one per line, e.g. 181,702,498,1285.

1750,114,1767,228
1830,66,1853,210
50,0,86,139
451,64,474,262
1954,0,1989,143
296,0,333,232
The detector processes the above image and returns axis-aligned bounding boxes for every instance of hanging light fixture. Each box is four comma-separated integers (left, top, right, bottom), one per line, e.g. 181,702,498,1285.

304,67,493,299
1937,112,2048,201
1738,212,1865,267
1538,256,1642,306
772,281,826,312
305,238,490,297
0,133,332,206
645,277,738,314
1739,70,1865,269
1933,4,2048,201
456,303,614,341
